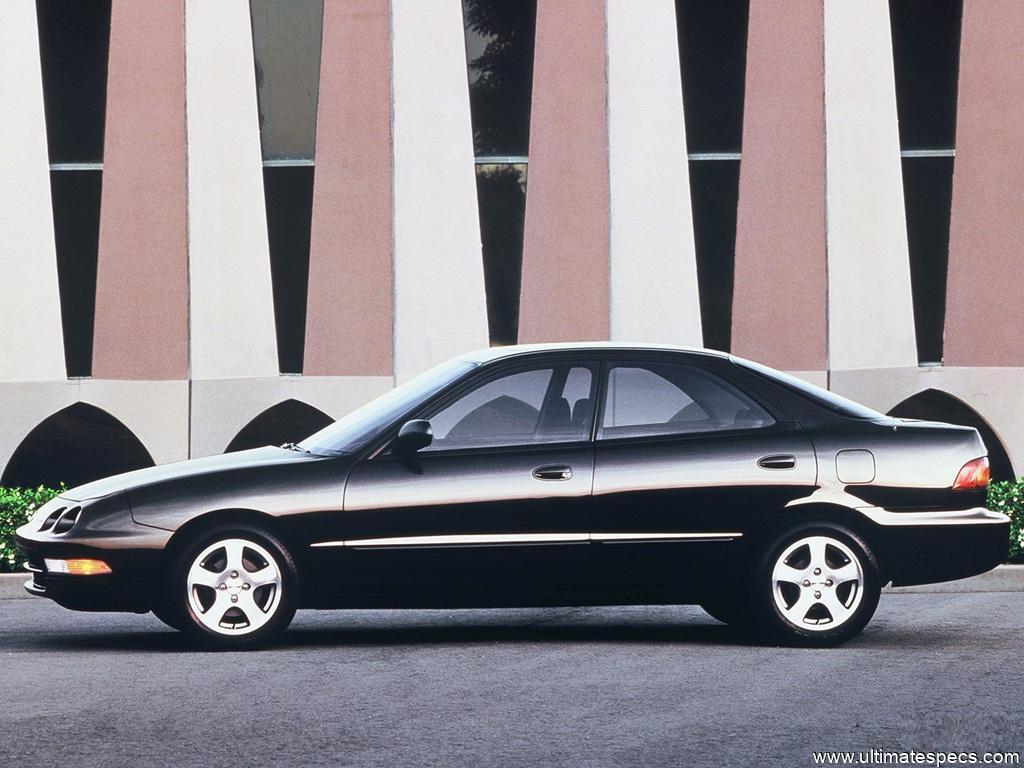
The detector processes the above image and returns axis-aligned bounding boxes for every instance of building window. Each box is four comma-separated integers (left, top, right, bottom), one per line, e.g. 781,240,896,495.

250,0,323,374
890,0,962,365
463,0,536,346
36,0,112,378
675,0,749,353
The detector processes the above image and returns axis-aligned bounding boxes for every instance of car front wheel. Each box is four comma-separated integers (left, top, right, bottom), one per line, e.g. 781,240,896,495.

166,525,298,649
754,524,880,647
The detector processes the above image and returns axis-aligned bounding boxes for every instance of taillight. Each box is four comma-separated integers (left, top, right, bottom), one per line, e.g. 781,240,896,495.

953,456,990,490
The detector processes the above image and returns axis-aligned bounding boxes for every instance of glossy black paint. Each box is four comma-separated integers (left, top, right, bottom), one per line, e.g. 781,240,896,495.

16,345,1009,613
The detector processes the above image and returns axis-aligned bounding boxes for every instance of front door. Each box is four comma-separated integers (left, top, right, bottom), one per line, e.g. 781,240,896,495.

335,361,599,598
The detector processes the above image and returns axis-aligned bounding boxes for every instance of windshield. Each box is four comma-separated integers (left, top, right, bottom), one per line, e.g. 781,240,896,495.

300,359,477,455
732,357,883,420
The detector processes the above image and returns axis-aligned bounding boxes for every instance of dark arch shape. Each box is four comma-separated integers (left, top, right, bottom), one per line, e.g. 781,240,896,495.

887,389,1015,481
225,399,334,453
2,403,155,489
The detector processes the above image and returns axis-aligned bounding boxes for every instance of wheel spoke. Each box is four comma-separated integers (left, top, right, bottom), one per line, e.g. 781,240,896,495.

784,590,817,624
248,565,279,589
188,563,222,589
831,561,860,584
223,540,246,574
808,538,828,571
821,590,853,624
772,562,805,585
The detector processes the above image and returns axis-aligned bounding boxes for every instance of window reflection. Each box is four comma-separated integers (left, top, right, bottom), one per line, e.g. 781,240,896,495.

476,163,527,346
463,0,536,158
250,0,323,162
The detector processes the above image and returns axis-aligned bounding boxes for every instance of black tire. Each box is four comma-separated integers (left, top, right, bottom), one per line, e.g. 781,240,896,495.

751,522,880,647
150,600,183,632
164,524,298,649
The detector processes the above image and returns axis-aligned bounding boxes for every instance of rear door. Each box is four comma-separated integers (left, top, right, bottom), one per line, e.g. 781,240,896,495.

335,360,599,596
589,356,817,591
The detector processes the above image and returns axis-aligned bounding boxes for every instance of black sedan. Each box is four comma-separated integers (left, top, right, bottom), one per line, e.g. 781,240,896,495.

17,344,1009,648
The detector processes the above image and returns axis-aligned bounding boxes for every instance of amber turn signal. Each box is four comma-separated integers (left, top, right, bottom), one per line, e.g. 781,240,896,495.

952,456,990,490
44,558,112,576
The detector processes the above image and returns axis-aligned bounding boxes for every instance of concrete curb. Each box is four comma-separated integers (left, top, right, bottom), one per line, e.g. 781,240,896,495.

2,565,1022,600
884,564,1024,593
1,572,31,599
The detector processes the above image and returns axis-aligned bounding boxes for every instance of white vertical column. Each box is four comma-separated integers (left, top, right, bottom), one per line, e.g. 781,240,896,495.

185,0,277,379
391,0,488,381
0,0,66,381
607,0,701,346
824,0,916,370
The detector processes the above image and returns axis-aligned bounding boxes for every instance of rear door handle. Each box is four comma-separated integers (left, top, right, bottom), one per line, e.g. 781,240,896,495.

758,454,797,470
533,465,572,481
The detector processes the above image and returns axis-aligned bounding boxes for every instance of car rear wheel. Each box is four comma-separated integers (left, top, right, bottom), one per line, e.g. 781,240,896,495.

754,524,880,647
167,525,297,649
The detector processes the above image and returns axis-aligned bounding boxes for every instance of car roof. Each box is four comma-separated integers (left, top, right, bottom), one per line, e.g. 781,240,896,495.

456,342,732,365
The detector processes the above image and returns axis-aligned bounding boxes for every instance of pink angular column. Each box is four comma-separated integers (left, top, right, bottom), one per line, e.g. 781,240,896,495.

92,0,188,379
731,0,827,375
518,0,609,343
304,0,393,376
944,2,1024,367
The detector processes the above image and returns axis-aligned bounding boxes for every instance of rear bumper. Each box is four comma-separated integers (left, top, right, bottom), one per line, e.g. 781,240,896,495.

860,507,1011,587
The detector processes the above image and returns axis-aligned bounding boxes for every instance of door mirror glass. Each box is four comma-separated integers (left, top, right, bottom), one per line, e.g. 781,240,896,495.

394,419,433,453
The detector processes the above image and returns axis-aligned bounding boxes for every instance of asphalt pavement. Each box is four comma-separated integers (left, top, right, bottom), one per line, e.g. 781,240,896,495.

2,595,1022,768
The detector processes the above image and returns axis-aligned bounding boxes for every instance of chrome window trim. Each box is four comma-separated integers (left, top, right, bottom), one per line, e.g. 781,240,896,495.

311,531,743,549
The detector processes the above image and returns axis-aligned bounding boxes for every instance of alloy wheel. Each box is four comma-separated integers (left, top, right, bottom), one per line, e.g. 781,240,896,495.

771,535,864,632
186,538,283,636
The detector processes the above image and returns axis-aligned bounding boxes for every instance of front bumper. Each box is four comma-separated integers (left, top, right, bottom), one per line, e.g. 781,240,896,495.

860,507,1011,587
16,500,171,613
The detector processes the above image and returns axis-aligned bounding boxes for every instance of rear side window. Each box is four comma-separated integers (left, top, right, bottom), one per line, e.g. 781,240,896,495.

599,362,774,440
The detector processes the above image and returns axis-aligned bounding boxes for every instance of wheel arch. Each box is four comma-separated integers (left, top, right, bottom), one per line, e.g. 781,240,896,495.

160,508,292,569
748,502,891,581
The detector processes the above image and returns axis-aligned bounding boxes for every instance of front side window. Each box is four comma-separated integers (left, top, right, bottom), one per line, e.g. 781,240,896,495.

599,362,773,440
424,365,595,452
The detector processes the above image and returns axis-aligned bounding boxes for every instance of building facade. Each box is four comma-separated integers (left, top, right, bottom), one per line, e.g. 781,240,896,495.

1,0,1021,488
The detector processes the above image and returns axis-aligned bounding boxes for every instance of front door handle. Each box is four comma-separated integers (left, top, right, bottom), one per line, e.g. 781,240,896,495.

533,465,572,481
758,454,797,470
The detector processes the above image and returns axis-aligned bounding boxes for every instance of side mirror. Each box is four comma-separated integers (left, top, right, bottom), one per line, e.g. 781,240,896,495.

393,419,433,454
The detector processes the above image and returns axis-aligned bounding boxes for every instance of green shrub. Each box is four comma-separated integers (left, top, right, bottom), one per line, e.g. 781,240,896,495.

0,486,63,573
988,478,1024,563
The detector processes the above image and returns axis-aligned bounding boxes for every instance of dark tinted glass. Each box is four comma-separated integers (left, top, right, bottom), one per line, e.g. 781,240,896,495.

301,360,476,455
51,170,103,377
599,363,773,440
689,159,740,352
462,0,537,157
36,0,111,164
476,164,527,346
426,365,593,451
675,0,749,153
889,0,962,149
250,0,323,161
735,358,884,420
902,156,954,364
263,166,314,374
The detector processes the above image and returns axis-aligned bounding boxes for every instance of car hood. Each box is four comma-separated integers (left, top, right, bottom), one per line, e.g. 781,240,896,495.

61,446,324,501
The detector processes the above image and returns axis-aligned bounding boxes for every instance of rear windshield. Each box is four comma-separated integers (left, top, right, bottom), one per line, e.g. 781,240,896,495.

731,358,883,420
